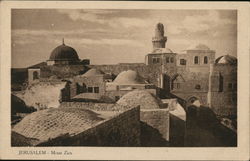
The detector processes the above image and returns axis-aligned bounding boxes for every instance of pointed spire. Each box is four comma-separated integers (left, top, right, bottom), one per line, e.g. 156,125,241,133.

62,38,65,45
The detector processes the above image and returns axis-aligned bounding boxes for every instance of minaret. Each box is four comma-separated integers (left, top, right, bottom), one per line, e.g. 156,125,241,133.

152,23,167,49
62,38,65,45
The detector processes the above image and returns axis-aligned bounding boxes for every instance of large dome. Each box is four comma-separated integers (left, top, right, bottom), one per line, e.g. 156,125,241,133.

113,70,146,84
83,68,104,77
117,90,163,109
215,55,237,65
49,43,79,61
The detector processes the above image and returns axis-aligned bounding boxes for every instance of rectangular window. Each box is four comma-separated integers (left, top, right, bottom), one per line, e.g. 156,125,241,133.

194,56,199,64
94,87,99,93
170,57,174,63
166,57,170,63
152,57,160,64
180,59,186,65
228,83,232,90
204,56,208,64
87,87,93,93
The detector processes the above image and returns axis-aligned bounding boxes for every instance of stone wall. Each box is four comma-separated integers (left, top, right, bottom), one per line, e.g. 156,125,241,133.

89,64,163,87
140,109,169,146
37,106,141,146
40,65,88,79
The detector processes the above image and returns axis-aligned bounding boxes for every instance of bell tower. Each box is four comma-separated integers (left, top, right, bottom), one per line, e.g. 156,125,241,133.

152,23,167,49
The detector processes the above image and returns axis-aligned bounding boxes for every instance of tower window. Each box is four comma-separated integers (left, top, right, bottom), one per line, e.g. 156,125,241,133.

194,56,199,64
166,57,170,63
180,59,186,65
204,56,208,64
219,74,223,92
152,57,160,64
170,57,174,63
228,83,232,90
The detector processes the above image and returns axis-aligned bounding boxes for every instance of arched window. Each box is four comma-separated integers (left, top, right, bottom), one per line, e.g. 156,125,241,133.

33,71,39,80
194,56,199,64
204,56,208,64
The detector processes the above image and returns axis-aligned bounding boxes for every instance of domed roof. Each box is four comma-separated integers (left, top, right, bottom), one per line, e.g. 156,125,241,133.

113,70,146,84
117,90,163,109
187,44,210,50
49,41,79,61
12,108,103,142
215,55,237,65
83,68,104,77
152,48,173,54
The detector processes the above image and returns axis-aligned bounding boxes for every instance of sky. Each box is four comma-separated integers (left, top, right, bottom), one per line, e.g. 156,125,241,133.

11,9,237,68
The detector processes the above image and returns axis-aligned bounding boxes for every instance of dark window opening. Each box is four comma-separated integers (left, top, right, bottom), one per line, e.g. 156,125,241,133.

204,56,208,64
228,83,232,90
94,87,99,93
195,84,201,90
180,59,186,65
33,71,39,80
87,87,93,93
166,57,170,63
194,56,199,64
170,57,174,63
153,57,160,64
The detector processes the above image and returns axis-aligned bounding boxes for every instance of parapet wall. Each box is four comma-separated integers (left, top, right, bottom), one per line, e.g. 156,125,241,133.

60,102,115,111
90,64,163,86
38,106,141,146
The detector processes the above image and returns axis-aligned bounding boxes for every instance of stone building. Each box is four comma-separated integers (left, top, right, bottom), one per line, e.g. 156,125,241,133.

27,39,90,84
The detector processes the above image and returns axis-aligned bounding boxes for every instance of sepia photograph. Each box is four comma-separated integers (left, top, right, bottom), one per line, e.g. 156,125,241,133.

0,1,249,160
10,8,238,147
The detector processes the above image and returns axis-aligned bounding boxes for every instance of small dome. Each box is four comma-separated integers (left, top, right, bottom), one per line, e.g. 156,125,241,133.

187,44,210,50
152,48,173,54
49,43,79,61
215,55,237,65
83,68,104,77
113,70,145,84
12,108,103,142
117,90,163,109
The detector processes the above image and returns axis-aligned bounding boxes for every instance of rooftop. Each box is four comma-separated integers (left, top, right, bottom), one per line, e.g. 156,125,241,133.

12,108,104,142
